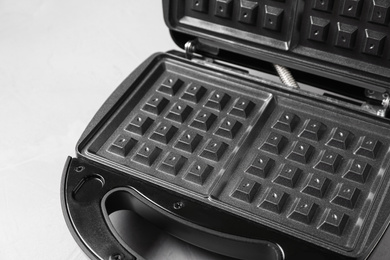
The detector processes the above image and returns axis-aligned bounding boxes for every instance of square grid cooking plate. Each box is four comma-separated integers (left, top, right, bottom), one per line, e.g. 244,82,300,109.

82,56,390,254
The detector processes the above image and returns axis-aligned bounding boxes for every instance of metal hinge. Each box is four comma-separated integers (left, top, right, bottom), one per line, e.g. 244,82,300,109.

184,39,219,59
361,89,390,118
184,40,249,75
184,40,196,59
185,40,300,90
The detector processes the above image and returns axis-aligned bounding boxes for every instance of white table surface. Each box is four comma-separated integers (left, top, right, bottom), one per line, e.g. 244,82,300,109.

0,1,175,259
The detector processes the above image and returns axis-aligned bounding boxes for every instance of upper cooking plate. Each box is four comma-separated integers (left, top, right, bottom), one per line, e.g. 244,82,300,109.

163,0,390,91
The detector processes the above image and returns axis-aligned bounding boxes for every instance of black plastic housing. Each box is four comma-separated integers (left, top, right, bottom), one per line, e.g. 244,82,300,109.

61,1,390,259
61,52,390,259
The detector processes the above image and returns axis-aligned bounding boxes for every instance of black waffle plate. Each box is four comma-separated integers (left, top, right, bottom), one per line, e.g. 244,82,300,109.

78,53,390,257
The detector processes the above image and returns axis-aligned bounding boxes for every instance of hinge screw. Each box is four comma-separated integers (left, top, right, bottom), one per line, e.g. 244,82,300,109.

173,201,184,210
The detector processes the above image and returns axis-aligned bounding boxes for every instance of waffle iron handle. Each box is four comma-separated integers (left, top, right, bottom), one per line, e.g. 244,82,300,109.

62,156,284,259
104,186,284,260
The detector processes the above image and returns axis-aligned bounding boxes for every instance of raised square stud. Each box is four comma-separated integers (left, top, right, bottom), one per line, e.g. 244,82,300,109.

126,115,154,135
185,162,213,185
331,184,360,209
314,150,342,173
166,102,193,123
273,164,301,188
174,130,202,153
205,90,231,111
215,117,242,139
142,95,169,115
369,1,390,25
232,178,260,203
302,174,330,198
326,127,353,150
273,112,299,133
200,139,228,162
246,154,274,178
287,141,314,164
308,16,330,42
288,199,318,224
362,30,387,57
158,76,183,96
108,135,137,157
261,132,287,155
150,122,177,144
181,83,207,103
158,152,187,176
313,0,334,12
263,5,284,31
191,0,209,13
343,159,371,183
299,119,326,141
319,209,349,236
229,98,255,119
340,0,363,18
259,188,289,213
238,0,259,24
133,143,162,166
335,23,358,49
214,0,233,18
190,110,217,131
355,136,381,159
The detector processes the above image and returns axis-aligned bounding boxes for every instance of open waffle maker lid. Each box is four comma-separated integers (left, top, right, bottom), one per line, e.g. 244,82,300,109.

62,1,390,260
163,0,390,92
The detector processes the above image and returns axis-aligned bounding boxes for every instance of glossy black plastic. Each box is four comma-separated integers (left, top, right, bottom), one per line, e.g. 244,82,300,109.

61,52,390,259
61,1,390,259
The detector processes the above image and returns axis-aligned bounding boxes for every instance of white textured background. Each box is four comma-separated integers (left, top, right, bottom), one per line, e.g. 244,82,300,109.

0,1,175,259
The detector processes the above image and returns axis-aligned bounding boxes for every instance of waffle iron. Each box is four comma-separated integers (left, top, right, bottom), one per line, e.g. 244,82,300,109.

61,1,390,259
